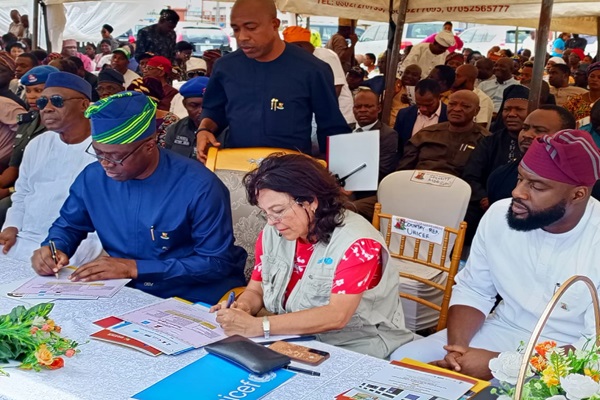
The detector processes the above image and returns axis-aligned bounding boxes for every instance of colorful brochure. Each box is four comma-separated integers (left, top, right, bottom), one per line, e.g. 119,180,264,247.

91,298,227,355
336,358,488,400
8,266,129,299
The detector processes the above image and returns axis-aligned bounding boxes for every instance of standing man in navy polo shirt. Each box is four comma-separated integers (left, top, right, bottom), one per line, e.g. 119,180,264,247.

195,0,349,161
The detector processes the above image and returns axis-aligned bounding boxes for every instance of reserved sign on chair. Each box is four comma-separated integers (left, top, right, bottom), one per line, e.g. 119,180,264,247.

391,216,444,245
410,170,456,187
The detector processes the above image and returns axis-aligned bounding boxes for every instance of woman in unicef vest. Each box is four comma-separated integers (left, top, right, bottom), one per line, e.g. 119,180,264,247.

211,154,414,358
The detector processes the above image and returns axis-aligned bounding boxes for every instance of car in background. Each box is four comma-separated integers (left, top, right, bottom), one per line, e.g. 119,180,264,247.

114,24,150,43
459,25,533,55
176,23,232,56
355,22,446,58
581,35,598,58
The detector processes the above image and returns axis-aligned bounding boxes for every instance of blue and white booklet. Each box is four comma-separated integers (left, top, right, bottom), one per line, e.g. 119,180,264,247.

131,353,295,400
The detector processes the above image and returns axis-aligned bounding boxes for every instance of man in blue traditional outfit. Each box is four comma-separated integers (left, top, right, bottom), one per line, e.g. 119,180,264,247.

31,91,247,304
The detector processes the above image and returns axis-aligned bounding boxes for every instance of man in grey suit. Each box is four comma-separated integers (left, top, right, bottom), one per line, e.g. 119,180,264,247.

349,88,399,220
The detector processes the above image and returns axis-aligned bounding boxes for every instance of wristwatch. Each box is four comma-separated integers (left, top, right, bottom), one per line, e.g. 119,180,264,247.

262,316,270,339
8,187,15,194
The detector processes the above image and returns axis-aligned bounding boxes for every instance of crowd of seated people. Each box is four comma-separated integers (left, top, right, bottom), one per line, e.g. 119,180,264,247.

3,2,600,382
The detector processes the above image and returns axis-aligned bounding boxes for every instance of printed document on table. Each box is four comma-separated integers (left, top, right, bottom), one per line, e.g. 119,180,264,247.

8,267,129,299
118,298,226,348
106,321,193,355
340,361,474,400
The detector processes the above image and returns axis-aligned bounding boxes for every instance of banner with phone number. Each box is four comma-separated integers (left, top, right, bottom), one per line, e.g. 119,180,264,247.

276,0,600,35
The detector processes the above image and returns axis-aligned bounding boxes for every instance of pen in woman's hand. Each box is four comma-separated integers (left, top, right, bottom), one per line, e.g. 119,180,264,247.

225,291,236,308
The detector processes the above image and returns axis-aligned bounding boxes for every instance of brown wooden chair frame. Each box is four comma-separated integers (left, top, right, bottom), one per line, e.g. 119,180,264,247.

372,202,467,331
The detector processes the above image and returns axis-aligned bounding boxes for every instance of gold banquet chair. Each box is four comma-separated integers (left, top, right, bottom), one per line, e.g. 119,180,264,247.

372,208,467,332
374,170,471,332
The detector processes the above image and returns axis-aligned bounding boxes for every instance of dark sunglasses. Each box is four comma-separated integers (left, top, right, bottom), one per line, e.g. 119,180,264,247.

36,95,85,110
187,71,206,78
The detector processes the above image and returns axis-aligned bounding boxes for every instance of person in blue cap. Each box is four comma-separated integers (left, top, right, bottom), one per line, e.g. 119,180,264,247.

31,91,247,304
164,76,208,159
0,65,58,226
0,71,103,263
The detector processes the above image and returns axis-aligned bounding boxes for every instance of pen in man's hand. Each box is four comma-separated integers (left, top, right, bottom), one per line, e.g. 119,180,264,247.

225,291,236,308
49,240,59,279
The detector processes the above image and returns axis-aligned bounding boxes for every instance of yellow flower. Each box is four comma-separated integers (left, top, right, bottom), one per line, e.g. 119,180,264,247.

585,368,600,382
34,344,54,366
542,366,560,387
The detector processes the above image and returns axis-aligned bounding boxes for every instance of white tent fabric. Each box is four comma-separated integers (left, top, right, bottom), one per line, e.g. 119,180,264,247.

276,0,600,34
44,2,158,50
0,0,162,51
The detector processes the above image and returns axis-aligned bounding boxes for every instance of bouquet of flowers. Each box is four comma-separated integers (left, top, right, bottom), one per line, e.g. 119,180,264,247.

489,340,600,400
0,303,80,376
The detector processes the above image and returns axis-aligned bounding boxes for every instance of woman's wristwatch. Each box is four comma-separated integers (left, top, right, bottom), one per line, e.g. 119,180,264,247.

262,316,270,339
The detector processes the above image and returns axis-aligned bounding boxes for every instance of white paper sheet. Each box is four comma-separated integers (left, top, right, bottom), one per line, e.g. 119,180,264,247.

328,130,380,191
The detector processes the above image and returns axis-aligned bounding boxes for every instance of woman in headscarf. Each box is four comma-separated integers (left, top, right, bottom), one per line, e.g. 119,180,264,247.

564,62,600,125
444,52,464,70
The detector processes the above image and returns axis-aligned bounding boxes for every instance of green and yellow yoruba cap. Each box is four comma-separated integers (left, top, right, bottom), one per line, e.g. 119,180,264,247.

84,91,157,144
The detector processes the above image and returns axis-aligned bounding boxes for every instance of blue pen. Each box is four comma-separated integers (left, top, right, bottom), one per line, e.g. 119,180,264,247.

225,291,236,308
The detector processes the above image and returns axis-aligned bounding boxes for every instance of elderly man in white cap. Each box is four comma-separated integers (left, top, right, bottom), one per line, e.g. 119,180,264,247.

399,30,455,79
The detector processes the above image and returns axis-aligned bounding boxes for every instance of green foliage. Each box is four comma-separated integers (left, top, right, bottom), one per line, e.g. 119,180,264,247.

0,303,78,376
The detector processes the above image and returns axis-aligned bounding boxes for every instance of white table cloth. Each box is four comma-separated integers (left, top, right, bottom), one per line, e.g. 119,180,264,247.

0,258,387,400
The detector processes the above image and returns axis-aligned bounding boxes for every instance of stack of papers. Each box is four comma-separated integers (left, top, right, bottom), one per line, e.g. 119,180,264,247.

7,266,130,300
92,298,228,356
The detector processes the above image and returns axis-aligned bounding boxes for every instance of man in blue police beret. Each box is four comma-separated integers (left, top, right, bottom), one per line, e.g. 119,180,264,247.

31,91,247,304
164,76,208,159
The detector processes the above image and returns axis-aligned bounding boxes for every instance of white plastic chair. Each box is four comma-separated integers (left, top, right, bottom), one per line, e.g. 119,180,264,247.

375,170,471,332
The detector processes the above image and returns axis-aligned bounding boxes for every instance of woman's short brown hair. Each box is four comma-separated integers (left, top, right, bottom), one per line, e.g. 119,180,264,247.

243,153,347,244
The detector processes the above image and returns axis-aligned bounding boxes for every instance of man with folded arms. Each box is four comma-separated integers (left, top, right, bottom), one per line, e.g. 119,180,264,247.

31,91,246,304
0,72,102,263
391,129,600,380
397,90,489,177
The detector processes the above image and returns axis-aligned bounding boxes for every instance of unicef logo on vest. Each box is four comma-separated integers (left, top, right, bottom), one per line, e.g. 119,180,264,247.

317,257,334,265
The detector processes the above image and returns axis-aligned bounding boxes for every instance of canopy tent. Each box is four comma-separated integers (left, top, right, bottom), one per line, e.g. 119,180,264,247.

276,0,600,35
0,0,592,117
0,0,166,51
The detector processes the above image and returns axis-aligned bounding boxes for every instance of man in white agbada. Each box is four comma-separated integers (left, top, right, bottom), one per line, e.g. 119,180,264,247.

399,30,455,79
391,129,600,380
0,72,102,263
